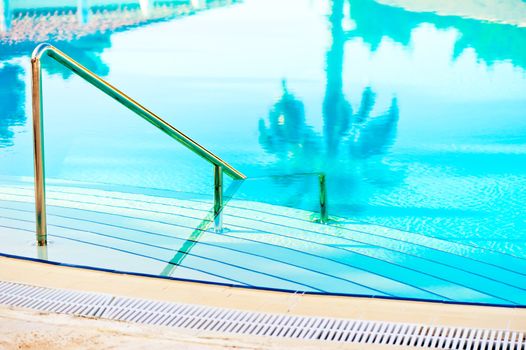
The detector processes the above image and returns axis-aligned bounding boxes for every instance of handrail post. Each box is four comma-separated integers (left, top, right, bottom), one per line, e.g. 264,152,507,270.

319,173,328,224
214,165,223,232
31,52,47,246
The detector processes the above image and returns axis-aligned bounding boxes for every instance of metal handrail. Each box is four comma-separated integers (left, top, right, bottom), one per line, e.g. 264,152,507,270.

31,43,246,246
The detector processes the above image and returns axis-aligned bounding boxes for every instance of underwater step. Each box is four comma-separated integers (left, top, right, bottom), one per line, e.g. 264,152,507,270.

0,181,524,305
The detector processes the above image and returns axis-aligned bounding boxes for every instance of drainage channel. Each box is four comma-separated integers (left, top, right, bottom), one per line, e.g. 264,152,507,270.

0,281,524,349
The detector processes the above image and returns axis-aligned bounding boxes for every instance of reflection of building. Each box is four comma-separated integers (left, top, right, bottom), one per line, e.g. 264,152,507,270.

0,64,24,148
78,0,90,24
1,1,214,45
349,0,526,70
260,0,525,171
0,0,11,32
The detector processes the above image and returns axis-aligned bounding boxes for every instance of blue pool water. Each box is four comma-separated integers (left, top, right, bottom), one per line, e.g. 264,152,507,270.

1,0,526,305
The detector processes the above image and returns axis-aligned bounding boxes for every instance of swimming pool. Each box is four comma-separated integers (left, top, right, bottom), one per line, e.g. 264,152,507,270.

1,0,526,305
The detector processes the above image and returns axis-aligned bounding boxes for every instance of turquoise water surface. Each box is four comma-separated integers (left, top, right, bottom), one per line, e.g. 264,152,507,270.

1,0,526,304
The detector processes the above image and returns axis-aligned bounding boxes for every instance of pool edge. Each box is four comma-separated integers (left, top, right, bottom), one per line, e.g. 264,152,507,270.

0,255,524,332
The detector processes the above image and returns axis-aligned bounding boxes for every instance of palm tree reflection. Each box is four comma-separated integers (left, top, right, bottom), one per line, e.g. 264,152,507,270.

259,80,320,174
351,94,399,159
258,0,401,207
323,0,352,156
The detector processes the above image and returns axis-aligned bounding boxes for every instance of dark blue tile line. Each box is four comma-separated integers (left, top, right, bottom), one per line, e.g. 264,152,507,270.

0,208,393,296
2,178,523,264
6,186,526,270
0,218,325,293
16,186,526,275
19,204,526,297
220,212,526,283
50,216,387,293
0,250,523,309
7,207,517,304
0,208,405,298
93,199,526,276
0,203,456,300
218,221,526,288
209,201,526,261
0,202,516,303
75,178,522,261
1,199,521,303
221,228,519,304
4,189,523,289
0,224,249,287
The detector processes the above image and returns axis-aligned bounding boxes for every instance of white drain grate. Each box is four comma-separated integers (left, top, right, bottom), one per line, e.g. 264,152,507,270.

0,281,112,317
0,281,524,349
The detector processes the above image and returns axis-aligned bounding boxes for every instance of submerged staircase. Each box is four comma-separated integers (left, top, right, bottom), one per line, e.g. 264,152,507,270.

0,178,525,306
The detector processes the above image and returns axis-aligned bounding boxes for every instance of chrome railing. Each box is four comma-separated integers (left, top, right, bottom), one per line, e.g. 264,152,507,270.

31,43,246,246
319,173,328,223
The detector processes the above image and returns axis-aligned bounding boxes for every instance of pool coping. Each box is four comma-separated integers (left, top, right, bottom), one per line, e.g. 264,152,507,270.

0,255,525,332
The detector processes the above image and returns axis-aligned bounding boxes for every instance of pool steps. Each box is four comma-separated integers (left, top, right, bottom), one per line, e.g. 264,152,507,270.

0,182,525,305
